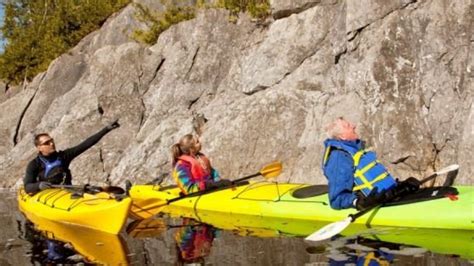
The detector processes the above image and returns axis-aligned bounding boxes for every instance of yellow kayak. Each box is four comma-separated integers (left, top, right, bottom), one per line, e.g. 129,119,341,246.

18,187,131,234
23,212,129,265
129,181,473,230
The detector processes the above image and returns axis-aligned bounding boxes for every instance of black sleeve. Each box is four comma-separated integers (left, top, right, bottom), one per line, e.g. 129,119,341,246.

62,126,112,162
24,159,41,194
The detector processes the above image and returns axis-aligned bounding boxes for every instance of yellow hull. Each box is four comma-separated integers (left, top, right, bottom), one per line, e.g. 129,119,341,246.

129,182,474,230
24,211,129,265
18,188,131,234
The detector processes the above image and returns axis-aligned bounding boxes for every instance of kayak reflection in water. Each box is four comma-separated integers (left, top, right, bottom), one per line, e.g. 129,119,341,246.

19,221,87,264
46,239,77,263
174,218,219,265
171,134,231,195
329,249,394,266
308,236,413,266
18,216,129,265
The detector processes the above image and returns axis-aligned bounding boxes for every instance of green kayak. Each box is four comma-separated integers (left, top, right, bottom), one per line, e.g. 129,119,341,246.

130,182,473,231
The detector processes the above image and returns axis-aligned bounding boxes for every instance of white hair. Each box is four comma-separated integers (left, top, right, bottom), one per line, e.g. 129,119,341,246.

325,117,345,139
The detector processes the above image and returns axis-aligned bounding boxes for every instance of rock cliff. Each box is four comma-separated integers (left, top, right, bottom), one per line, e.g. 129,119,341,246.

0,0,472,188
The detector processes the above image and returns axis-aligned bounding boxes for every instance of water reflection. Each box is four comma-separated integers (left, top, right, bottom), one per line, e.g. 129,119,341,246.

157,203,474,261
126,215,474,265
308,235,424,265
174,219,217,265
21,221,84,264
128,217,218,265
19,216,129,265
1,189,472,266
14,214,473,266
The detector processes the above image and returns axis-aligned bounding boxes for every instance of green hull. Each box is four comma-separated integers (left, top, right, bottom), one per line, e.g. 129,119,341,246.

130,182,474,231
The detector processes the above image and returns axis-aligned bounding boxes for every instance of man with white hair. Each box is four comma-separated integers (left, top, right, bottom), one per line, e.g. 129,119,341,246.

322,117,420,210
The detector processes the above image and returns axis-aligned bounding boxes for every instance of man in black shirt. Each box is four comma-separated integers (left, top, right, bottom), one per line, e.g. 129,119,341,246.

24,120,120,194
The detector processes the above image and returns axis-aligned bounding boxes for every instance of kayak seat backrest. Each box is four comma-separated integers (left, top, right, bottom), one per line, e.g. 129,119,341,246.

385,186,459,207
292,185,328,199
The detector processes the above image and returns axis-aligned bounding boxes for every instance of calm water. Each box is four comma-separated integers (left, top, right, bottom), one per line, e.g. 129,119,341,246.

1,191,472,265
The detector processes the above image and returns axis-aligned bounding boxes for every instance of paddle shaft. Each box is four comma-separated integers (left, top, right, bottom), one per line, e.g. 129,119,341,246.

50,184,125,194
420,171,443,184
51,184,94,190
350,170,446,221
145,170,261,187
166,172,261,204
232,173,260,184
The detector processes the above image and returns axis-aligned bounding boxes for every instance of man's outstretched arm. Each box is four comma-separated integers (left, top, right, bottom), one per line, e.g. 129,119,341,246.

62,120,120,161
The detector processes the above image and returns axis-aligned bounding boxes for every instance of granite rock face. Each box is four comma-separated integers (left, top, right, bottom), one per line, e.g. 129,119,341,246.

0,0,472,188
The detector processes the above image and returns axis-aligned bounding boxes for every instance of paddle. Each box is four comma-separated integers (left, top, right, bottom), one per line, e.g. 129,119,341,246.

131,161,281,211
304,164,460,242
166,161,282,204
51,184,100,192
131,161,282,219
50,184,126,197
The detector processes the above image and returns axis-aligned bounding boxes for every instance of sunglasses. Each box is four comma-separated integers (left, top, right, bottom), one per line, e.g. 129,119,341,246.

39,139,54,146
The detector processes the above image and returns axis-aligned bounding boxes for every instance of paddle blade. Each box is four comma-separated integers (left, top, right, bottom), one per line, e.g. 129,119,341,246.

305,217,352,242
259,161,282,179
436,164,459,175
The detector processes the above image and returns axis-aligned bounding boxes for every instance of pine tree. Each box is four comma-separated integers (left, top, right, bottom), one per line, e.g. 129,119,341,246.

0,0,130,85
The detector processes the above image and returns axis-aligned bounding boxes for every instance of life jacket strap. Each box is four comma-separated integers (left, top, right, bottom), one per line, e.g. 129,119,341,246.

323,146,332,166
355,161,377,177
362,252,390,266
354,172,389,191
38,156,63,179
353,147,374,166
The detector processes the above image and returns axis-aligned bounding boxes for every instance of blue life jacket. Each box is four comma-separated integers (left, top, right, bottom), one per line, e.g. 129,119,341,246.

38,156,65,183
356,251,393,266
323,139,397,196
47,241,67,261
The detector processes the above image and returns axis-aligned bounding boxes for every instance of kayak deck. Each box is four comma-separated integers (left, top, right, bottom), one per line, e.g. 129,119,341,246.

18,188,131,234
